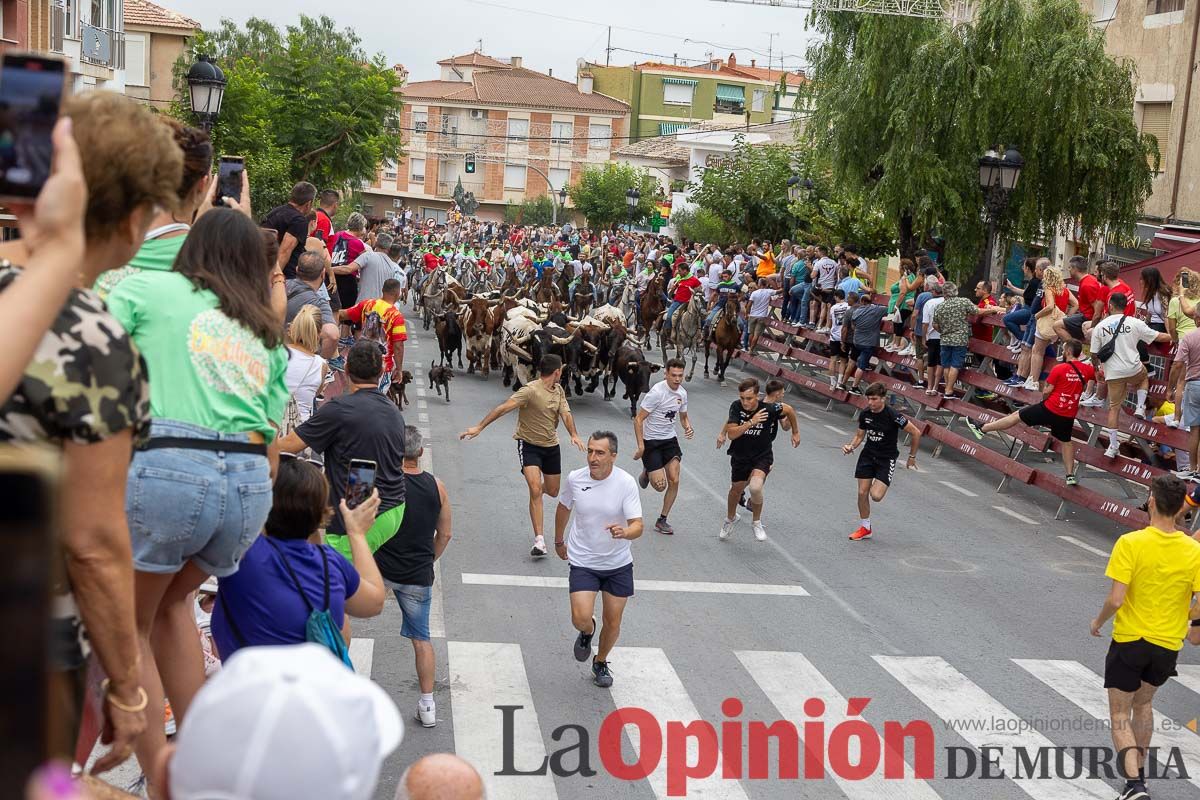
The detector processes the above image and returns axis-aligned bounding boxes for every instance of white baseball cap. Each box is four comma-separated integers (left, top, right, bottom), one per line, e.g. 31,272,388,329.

169,643,403,800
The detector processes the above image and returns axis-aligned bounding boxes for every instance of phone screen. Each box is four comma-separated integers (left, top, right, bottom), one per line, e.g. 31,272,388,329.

1183,273,1190,289
215,156,244,206
0,54,65,199
345,459,377,509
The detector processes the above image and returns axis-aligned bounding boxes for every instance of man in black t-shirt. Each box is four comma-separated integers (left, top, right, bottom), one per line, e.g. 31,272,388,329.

718,377,800,543
841,382,922,541
263,181,317,279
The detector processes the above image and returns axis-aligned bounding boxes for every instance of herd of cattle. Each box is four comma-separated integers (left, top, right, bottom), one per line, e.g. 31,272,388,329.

412,273,740,416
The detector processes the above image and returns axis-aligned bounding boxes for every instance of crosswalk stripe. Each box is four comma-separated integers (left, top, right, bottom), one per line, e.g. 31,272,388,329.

874,655,1111,800
1173,664,1200,696
448,642,558,799
608,646,750,799
1016,658,1200,788
460,572,809,596
348,637,373,678
736,651,940,798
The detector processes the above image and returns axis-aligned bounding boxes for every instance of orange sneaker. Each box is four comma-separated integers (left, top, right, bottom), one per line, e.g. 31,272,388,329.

848,526,872,541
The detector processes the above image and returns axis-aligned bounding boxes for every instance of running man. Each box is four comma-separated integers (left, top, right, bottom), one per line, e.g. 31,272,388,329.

718,377,800,542
842,382,923,541
633,358,694,535
1091,475,1200,800
965,339,1093,485
555,431,643,688
459,354,584,558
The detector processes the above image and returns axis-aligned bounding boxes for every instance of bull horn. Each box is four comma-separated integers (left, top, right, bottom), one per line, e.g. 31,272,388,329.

509,344,532,360
488,299,502,306
552,335,573,345
582,340,599,353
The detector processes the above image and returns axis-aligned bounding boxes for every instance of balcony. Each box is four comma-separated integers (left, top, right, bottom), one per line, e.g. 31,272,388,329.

80,23,125,70
50,3,66,53
436,179,485,198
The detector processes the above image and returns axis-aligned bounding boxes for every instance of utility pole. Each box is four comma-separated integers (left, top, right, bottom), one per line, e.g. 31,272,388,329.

766,32,777,82
476,38,483,52
606,26,611,66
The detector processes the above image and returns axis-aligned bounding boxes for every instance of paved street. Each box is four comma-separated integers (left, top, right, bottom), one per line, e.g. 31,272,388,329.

354,324,1200,800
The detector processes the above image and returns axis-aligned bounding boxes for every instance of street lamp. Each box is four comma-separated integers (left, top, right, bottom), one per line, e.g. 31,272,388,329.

787,174,814,203
186,55,226,133
976,145,1024,284
553,186,568,226
625,187,640,232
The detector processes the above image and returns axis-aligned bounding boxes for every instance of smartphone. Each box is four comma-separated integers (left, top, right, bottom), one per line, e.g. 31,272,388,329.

0,446,58,783
214,155,244,207
1183,273,1190,289
344,458,377,509
0,53,66,200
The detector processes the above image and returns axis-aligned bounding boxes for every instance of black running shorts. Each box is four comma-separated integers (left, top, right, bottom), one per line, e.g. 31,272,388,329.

517,440,561,475
1018,402,1075,443
568,562,634,598
1104,638,1179,692
854,452,897,486
642,437,682,473
731,453,773,484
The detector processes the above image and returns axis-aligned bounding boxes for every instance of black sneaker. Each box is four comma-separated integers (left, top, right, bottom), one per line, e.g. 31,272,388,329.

1065,472,1079,487
847,385,863,395
737,492,750,510
1117,783,1149,800
592,659,614,688
638,469,649,489
574,617,595,662
654,516,674,535
964,419,985,440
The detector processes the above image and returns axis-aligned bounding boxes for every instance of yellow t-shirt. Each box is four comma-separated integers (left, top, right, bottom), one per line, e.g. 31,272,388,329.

1168,296,1197,337
512,378,571,448
1105,525,1200,650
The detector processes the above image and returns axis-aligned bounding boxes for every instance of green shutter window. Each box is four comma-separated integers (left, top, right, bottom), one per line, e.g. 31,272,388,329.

659,122,688,135
662,78,698,86
715,84,745,102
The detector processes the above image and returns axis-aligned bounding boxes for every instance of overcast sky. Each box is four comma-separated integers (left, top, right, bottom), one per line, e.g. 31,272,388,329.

164,0,821,83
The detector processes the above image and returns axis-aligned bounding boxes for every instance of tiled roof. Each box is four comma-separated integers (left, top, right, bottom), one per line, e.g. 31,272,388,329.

402,68,629,114
123,0,200,30
725,64,808,87
436,52,512,69
632,61,770,82
613,135,688,165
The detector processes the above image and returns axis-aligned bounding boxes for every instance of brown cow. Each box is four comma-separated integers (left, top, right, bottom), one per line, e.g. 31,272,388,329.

461,295,501,377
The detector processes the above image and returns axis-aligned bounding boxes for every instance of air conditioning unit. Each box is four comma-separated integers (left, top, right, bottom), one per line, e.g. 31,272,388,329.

470,109,485,120
393,198,403,208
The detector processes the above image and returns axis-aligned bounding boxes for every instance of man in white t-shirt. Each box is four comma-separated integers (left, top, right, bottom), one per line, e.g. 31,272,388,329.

1090,291,1171,457
554,431,643,688
747,278,779,352
812,245,840,331
827,288,852,389
633,360,694,535
921,284,946,395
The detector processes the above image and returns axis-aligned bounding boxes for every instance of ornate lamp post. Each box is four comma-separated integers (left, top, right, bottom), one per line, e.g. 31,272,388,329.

553,186,568,226
186,55,226,133
625,187,640,232
976,145,1024,284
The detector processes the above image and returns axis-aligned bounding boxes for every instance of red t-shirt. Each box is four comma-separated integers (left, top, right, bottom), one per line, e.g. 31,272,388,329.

973,295,997,342
314,209,333,245
1108,280,1136,316
1077,273,1105,321
422,252,440,273
344,298,408,373
673,275,702,303
1044,285,1070,312
1044,360,1095,417
327,231,366,267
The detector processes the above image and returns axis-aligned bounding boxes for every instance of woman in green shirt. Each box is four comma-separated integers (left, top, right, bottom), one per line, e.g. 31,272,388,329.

106,208,288,782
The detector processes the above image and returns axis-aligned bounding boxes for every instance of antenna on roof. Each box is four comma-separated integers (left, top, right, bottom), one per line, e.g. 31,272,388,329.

476,39,483,52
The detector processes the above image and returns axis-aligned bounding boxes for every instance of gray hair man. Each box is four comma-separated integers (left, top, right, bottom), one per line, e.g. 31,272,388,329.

372,425,452,727
354,231,398,301
931,280,978,400
394,753,485,800
286,251,339,357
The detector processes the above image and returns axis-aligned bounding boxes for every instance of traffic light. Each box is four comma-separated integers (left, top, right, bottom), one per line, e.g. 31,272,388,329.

465,153,476,174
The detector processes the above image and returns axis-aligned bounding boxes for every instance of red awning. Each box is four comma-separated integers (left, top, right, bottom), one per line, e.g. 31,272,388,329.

1118,240,1200,286
1151,227,1200,252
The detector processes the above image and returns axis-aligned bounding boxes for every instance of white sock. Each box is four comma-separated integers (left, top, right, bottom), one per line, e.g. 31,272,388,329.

1136,389,1148,407
861,518,872,530
420,693,434,707
1105,428,1119,446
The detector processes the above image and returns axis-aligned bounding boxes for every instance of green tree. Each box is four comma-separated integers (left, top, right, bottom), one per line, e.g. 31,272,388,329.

173,15,403,212
687,138,799,242
806,0,1155,279
672,207,731,246
503,195,558,226
569,163,658,229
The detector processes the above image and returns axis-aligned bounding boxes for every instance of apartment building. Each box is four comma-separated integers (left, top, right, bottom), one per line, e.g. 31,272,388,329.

722,59,809,123
362,52,630,223
123,0,199,108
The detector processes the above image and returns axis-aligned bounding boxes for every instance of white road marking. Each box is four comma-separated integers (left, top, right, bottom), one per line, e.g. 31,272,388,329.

993,505,1038,525
418,399,428,409
795,410,818,421
417,387,427,397
823,424,849,435
738,650,940,797
1056,535,1109,558
1173,664,1200,696
419,426,431,438
677,460,901,654
348,637,374,678
876,655,1112,800
448,642,558,800
609,647,750,800
1016,659,1200,788
419,412,429,422
461,573,808,595
938,480,978,497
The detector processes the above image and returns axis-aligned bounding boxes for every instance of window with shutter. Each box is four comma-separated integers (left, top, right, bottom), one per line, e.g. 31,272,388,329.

1140,102,1171,172
1145,0,1184,14
551,122,573,145
504,164,527,190
663,81,696,105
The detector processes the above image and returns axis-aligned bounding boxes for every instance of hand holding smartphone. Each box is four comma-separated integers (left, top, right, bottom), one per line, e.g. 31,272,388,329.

214,155,244,207
344,458,377,510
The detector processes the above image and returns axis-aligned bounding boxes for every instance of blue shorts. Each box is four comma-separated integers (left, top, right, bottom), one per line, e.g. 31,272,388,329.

854,345,875,372
391,583,433,641
941,344,967,369
568,562,634,598
127,420,273,577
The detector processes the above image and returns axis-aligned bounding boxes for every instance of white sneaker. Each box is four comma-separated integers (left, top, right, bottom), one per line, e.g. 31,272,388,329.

719,517,736,540
1166,417,1180,428
530,535,547,558
1022,378,1039,391
1078,392,1094,405
1134,405,1147,420
753,521,767,541
884,343,898,352
1174,468,1195,478
1105,442,1121,458
417,701,437,728
1080,395,1105,408
898,345,915,356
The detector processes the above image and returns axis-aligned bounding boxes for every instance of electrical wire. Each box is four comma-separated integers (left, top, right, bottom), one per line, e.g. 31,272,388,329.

391,118,795,142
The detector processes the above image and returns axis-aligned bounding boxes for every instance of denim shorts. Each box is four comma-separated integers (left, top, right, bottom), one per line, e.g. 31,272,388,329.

127,419,273,577
391,583,433,641
941,344,967,369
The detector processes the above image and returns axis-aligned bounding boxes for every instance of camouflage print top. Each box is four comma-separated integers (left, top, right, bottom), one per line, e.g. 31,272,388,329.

0,264,150,445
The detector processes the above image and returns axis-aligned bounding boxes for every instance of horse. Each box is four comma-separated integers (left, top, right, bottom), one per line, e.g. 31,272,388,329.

533,271,559,305
704,298,741,386
638,274,665,350
420,268,447,331
571,272,595,318
618,281,637,328
662,292,704,381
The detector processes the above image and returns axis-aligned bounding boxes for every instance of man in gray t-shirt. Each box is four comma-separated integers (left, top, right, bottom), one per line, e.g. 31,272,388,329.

285,251,338,357
353,232,398,302
844,294,887,394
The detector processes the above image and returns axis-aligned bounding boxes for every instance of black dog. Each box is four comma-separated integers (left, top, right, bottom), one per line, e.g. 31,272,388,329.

387,370,413,409
429,361,453,403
